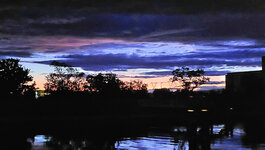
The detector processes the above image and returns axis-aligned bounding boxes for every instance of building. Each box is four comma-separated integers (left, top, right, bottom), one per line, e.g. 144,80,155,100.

226,56,265,94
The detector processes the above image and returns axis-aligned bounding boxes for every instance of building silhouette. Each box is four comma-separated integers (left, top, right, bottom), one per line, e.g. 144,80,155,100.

226,56,265,94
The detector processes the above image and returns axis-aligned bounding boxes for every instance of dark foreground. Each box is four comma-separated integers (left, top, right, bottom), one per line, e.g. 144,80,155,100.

1,111,265,150
1,91,265,149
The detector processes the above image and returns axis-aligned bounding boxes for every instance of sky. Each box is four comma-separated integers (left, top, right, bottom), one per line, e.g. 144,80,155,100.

0,0,264,90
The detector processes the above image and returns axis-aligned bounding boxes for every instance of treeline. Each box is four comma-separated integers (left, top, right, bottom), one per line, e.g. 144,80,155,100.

0,59,210,100
43,61,149,99
39,61,151,116
0,59,151,116
1,58,264,117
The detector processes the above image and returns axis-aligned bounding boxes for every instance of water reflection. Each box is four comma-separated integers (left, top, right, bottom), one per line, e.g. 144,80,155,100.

31,136,117,150
27,121,265,150
117,136,182,150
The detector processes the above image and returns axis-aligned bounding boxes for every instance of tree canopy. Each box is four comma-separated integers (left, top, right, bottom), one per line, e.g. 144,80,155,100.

86,73,124,95
124,80,148,91
44,61,85,93
171,67,210,91
0,58,33,96
44,61,149,98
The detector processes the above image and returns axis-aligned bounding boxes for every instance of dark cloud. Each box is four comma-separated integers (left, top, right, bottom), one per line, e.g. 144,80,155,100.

0,46,33,57
143,70,231,76
34,52,262,72
126,75,158,79
206,81,225,85
0,46,33,51
1,0,264,14
79,43,145,50
0,9,264,41
151,50,265,61
0,51,32,57
0,1,264,85
198,86,224,91
204,71,231,76
144,71,172,76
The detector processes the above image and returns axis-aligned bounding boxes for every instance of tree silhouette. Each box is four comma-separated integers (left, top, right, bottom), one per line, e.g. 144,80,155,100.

124,80,148,97
44,61,85,93
0,58,33,96
171,67,209,91
86,73,125,95
125,80,148,91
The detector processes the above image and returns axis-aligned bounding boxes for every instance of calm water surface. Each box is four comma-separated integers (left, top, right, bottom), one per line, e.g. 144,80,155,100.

30,123,265,150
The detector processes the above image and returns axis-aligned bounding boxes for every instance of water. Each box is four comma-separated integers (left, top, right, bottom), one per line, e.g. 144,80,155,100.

29,123,265,150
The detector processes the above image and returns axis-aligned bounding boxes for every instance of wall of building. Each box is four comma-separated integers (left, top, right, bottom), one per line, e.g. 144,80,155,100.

226,71,265,94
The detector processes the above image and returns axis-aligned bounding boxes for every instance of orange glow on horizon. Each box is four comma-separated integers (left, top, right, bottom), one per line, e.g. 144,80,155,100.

34,74,225,91
121,75,225,90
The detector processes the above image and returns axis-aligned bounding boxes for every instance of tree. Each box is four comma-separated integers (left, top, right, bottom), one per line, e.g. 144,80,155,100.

123,80,149,97
171,67,209,91
0,58,33,96
44,61,85,93
86,73,125,95
124,80,148,91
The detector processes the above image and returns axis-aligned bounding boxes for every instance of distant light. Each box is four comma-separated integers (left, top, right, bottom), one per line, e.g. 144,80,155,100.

173,127,187,132
201,109,208,112
33,135,51,145
187,109,194,112
35,91,38,99
229,107,233,110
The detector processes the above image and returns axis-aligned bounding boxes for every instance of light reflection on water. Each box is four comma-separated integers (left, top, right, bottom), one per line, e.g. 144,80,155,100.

212,124,225,134
33,135,52,146
116,136,185,150
30,124,264,150
210,127,247,150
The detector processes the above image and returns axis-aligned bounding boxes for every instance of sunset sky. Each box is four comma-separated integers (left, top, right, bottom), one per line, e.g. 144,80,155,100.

0,0,264,90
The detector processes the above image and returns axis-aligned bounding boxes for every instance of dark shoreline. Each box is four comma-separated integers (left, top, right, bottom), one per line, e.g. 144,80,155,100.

1,110,264,150
0,110,262,130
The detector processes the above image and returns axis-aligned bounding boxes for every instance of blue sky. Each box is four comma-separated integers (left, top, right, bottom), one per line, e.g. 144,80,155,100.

0,6,264,90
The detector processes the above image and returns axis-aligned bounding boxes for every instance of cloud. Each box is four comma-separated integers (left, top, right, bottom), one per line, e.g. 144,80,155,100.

0,12,264,41
1,3,263,91
0,51,32,57
198,86,225,91
206,81,225,85
150,49,265,61
136,28,203,41
125,75,158,79
1,34,264,75
1,0,264,14
143,70,231,76
32,17,86,25
204,71,231,76
0,46,33,57
34,51,263,72
79,42,145,50
144,71,172,76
